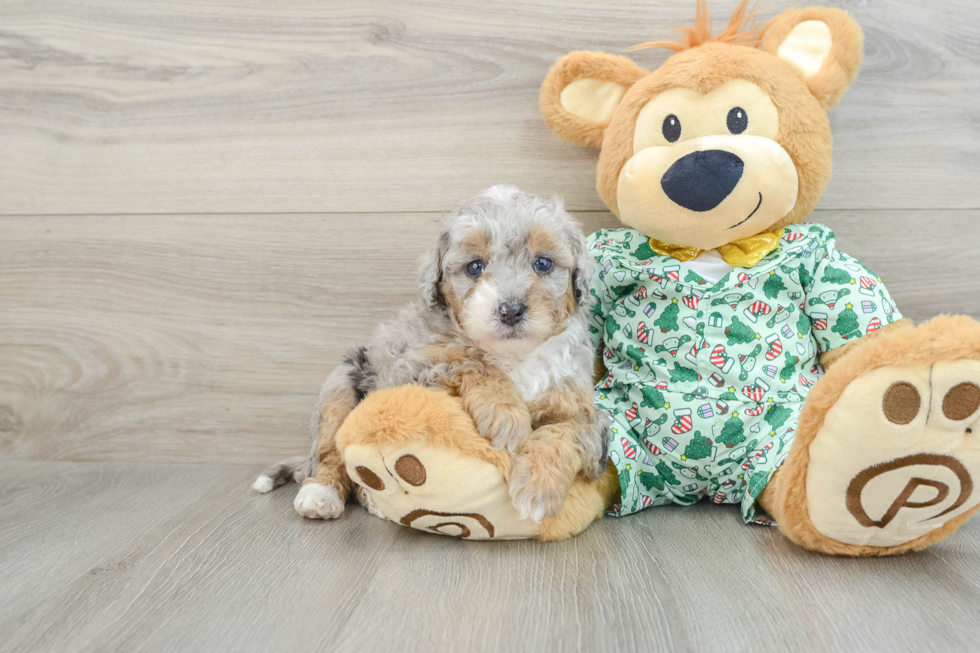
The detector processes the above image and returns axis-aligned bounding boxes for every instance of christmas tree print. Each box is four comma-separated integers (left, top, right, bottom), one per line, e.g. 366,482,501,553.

682,432,713,460
764,404,793,435
796,311,811,338
640,386,669,409
725,315,760,346
762,270,786,299
637,469,665,492
685,269,707,285
720,387,738,401
778,351,800,383
605,314,622,338
820,266,854,286
747,470,770,497
654,298,680,333
832,303,861,340
669,362,699,384
626,345,648,363
617,464,632,494
633,240,655,260
717,412,747,448
589,291,603,316
655,460,680,486
798,265,814,291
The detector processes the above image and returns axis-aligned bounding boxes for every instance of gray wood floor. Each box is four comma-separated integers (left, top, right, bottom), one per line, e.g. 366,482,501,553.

3,461,980,653
2,0,980,650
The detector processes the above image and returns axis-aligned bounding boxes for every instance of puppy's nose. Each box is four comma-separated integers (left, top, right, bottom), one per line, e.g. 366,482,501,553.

661,150,744,212
498,302,527,326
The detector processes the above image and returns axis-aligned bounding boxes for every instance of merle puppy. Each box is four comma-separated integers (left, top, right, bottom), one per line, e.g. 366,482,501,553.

254,185,609,523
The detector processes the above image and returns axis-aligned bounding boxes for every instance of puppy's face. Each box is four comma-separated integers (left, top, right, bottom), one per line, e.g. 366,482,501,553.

422,187,592,357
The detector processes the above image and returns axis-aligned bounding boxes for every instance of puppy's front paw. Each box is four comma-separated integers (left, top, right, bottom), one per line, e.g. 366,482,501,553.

508,456,567,523
471,402,532,452
355,485,387,520
294,483,345,520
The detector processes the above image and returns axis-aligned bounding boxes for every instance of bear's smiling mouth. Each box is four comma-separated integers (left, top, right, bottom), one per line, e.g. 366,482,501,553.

725,192,763,230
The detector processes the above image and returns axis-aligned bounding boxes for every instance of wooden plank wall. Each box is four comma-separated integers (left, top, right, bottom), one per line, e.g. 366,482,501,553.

2,0,979,464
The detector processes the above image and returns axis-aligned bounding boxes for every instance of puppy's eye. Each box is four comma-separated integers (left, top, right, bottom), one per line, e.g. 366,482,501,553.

533,257,553,273
727,107,748,134
466,260,484,277
662,114,681,143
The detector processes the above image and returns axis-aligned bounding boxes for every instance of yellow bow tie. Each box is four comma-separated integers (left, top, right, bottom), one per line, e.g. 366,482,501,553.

647,230,785,268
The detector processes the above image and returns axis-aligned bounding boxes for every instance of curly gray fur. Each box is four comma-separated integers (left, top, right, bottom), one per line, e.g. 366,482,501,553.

255,185,606,494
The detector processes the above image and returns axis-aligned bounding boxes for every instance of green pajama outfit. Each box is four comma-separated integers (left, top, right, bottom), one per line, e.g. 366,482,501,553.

588,224,902,523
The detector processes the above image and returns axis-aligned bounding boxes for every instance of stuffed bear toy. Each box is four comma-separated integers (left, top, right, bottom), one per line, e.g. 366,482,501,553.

535,0,980,554
337,1,980,554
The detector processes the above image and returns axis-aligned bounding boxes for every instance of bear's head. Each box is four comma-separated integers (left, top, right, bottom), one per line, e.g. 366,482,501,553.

540,2,863,251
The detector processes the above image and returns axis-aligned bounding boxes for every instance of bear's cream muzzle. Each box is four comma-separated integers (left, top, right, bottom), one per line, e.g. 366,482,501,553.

616,134,799,251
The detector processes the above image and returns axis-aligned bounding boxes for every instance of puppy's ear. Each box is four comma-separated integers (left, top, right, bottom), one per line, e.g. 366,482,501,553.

418,228,450,312
761,7,864,108
568,223,594,309
540,51,647,148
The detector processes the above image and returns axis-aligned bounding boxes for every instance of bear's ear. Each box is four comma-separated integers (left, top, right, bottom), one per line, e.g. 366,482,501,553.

761,7,864,108
540,51,647,148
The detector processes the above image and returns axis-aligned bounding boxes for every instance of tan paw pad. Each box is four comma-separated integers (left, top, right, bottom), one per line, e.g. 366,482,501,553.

344,442,541,540
807,361,980,547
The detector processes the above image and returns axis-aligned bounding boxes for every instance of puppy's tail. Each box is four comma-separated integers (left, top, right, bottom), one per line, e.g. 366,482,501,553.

251,455,313,493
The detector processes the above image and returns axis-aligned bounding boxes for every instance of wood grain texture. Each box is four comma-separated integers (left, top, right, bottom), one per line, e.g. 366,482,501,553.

1,0,979,215
2,1,979,649
2,209,978,464
2,461,980,653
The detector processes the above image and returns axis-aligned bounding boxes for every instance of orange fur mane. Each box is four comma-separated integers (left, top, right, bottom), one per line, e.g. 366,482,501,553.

629,0,765,53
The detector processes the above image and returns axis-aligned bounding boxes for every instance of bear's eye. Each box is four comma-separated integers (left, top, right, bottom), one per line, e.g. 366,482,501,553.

662,114,681,143
466,260,484,276
727,107,748,134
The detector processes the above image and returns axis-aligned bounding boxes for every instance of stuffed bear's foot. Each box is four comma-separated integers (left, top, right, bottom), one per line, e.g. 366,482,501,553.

762,316,980,555
336,385,608,541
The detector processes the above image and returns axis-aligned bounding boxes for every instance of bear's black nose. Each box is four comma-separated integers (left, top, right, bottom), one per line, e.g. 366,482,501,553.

660,150,744,212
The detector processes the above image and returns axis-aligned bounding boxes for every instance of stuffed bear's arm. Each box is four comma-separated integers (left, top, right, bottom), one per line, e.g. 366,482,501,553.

802,231,906,369
819,317,913,369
